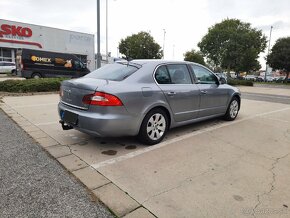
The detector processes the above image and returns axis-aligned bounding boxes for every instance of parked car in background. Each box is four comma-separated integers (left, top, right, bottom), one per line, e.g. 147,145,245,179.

273,77,279,82
58,60,241,145
275,76,286,83
255,76,264,82
244,75,256,81
265,76,274,82
0,61,16,74
236,75,245,80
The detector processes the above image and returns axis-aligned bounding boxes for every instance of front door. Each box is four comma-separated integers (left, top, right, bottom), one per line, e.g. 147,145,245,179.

189,64,229,117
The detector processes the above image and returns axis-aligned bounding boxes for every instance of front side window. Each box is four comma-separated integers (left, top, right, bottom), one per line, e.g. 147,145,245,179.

155,64,192,84
190,65,218,84
86,63,139,81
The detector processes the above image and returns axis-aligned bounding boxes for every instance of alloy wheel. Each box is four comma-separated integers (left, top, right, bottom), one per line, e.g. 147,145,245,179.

146,113,166,141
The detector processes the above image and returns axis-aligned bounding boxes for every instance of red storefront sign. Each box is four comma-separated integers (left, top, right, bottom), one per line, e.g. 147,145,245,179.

0,24,33,37
0,23,42,48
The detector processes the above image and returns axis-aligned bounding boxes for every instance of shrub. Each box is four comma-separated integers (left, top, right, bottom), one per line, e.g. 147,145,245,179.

228,79,253,86
0,78,67,93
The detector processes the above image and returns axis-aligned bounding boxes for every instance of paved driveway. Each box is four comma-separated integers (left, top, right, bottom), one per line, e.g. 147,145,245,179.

1,92,290,218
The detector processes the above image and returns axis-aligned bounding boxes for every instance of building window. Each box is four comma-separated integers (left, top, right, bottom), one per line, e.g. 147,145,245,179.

0,48,13,62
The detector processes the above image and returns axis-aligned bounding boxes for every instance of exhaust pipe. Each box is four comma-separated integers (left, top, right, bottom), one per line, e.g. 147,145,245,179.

59,120,73,130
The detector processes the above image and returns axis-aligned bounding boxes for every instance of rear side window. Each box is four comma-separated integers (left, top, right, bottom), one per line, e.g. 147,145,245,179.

155,65,171,84
86,63,138,81
155,64,192,84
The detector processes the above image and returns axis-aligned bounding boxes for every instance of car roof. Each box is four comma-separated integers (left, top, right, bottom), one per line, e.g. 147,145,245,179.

116,59,205,68
131,59,190,65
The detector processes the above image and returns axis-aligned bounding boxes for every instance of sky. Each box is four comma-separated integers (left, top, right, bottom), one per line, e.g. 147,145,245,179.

1,0,290,69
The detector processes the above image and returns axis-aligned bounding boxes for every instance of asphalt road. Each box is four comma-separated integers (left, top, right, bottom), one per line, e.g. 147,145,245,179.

0,110,114,218
242,92,290,105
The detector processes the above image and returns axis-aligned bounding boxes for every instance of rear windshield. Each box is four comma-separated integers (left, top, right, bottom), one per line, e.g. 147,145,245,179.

85,63,139,81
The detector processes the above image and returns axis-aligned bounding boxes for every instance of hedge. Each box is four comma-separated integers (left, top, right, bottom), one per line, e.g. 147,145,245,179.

0,78,67,93
228,79,253,86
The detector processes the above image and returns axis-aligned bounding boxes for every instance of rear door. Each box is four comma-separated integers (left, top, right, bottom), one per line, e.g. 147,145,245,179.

155,64,200,122
189,64,229,117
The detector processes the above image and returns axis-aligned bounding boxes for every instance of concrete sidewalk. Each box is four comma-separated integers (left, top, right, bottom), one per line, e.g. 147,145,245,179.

0,74,25,81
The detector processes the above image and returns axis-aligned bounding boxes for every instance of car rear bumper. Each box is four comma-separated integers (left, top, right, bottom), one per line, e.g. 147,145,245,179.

58,102,141,137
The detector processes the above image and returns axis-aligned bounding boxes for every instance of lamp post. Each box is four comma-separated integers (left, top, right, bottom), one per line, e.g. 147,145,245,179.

96,0,101,69
163,29,166,59
265,26,273,81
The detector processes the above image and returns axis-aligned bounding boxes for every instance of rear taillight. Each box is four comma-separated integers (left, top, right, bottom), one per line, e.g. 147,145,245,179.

82,92,123,106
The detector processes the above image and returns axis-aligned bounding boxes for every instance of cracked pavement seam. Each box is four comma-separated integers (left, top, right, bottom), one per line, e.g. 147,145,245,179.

252,153,290,217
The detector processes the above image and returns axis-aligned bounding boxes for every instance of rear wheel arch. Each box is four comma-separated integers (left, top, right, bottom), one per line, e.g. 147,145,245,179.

142,106,172,129
137,106,172,145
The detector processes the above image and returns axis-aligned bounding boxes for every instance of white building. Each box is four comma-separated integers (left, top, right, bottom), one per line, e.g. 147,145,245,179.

0,19,95,71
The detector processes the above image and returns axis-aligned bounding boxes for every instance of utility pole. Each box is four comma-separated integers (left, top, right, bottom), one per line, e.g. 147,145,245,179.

265,26,273,81
96,0,101,69
163,29,166,59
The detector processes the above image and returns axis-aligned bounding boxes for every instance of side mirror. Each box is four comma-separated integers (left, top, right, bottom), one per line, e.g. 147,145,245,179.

219,77,227,85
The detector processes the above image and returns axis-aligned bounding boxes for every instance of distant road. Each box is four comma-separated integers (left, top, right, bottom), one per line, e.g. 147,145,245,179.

242,92,290,105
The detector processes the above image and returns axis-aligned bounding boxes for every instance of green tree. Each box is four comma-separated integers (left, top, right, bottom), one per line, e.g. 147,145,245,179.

184,49,205,65
119,31,162,59
267,37,290,83
198,19,267,74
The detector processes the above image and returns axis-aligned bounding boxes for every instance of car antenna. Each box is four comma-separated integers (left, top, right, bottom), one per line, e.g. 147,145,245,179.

126,57,133,66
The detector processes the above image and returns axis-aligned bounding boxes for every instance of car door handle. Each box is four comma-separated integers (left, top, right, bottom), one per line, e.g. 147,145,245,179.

167,91,176,96
200,90,207,94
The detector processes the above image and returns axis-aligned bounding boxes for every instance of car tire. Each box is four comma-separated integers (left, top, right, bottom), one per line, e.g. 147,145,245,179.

11,69,16,75
138,108,169,145
31,73,42,79
224,97,239,121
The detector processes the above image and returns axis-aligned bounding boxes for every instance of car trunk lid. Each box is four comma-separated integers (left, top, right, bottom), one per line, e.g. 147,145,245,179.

60,78,109,110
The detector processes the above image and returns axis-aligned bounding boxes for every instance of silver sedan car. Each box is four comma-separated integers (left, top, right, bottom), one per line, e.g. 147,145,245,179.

58,60,241,145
